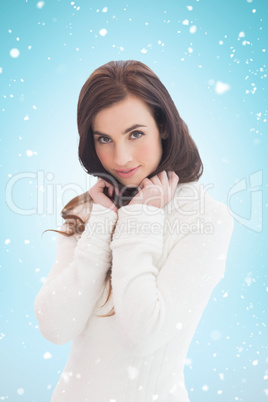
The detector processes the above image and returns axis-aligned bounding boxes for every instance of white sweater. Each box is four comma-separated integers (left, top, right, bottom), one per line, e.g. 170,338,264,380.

34,181,234,402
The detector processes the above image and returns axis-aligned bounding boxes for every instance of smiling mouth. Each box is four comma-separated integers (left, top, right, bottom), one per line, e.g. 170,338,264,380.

118,169,134,173
115,166,140,177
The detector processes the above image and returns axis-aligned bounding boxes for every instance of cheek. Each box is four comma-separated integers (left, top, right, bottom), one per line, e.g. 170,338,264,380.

96,148,110,167
137,143,153,159
138,138,162,163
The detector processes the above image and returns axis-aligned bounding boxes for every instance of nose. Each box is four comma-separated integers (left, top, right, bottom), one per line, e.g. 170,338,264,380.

113,143,133,167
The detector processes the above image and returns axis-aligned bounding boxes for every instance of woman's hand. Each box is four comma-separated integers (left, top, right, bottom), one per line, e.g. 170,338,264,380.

129,171,179,209
89,178,118,213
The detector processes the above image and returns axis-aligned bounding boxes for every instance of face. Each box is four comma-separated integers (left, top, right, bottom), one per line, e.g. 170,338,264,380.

92,95,163,187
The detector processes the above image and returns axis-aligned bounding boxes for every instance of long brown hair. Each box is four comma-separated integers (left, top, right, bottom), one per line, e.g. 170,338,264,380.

46,60,204,317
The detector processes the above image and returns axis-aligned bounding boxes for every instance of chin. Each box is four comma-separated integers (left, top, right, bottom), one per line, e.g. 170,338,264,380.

120,181,139,189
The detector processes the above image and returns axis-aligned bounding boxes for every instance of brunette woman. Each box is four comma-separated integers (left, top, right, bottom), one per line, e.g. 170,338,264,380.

34,60,234,402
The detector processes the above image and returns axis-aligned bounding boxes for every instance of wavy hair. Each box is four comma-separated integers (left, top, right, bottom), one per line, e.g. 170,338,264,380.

46,60,204,317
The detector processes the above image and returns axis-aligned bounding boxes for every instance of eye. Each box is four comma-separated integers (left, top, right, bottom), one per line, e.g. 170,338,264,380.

130,131,144,139
96,136,111,144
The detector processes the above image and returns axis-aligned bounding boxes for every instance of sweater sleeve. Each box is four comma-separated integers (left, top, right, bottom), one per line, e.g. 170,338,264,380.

110,201,234,355
34,203,117,345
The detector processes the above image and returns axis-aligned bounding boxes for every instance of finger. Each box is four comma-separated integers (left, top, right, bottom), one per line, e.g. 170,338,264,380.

96,179,113,197
114,185,120,197
158,170,169,186
170,171,179,195
166,170,173,180
96,178,106,189
103,180,114,195
108,185,114,198
139,177,151,189
150,174,162,186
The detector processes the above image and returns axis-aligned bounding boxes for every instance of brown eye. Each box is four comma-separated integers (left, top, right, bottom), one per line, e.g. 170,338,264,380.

130,131,144,139
97,136,111,144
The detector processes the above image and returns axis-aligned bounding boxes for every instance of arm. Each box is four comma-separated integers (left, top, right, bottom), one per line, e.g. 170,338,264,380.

34,203,117,345
110,201,234,355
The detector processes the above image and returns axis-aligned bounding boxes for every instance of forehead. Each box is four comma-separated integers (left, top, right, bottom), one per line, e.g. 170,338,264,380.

92,95,155,131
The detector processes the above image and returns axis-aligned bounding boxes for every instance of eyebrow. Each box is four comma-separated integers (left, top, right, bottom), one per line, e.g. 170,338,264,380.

92,124,147,137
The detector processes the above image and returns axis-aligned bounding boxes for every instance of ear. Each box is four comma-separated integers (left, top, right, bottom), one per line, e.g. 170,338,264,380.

160,130,168,140
158,122,168,140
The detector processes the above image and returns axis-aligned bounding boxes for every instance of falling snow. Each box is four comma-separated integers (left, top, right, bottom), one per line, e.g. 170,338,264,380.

36,1,45,9
176,322,183,330
215,81,231,94
99,28,107,36
127,366,139,380
10,48,20,58
189,25,197,34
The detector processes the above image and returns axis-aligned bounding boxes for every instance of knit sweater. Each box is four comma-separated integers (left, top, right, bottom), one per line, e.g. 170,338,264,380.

34,181,234,402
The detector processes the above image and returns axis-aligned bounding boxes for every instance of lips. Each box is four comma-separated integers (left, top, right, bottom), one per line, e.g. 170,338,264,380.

115,166,140,178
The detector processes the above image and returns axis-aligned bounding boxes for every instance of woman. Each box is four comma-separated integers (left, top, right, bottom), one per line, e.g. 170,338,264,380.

34,60,234,402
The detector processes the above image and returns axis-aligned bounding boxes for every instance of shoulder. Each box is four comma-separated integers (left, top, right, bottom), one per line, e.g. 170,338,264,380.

164,182,234,266
166,181,234,233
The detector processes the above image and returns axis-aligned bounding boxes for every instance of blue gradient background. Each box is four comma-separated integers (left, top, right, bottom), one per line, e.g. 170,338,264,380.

0,0,267,401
